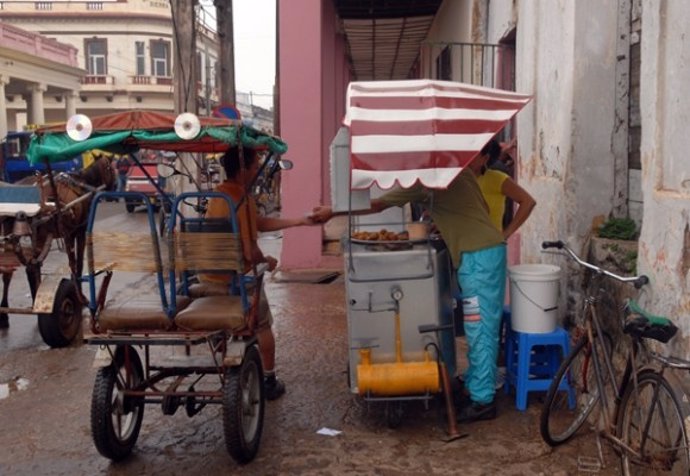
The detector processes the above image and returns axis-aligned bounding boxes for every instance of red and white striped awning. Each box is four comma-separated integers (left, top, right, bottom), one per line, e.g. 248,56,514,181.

344,79,532,189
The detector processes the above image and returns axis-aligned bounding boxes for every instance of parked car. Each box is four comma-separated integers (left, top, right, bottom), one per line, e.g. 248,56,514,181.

124,163,165,213
1,131,82,183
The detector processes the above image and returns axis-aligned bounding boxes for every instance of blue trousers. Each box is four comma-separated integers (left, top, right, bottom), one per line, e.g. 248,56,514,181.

458,244,506,404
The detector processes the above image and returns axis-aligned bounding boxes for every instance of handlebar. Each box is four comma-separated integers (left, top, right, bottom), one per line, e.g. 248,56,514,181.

541,240,649,289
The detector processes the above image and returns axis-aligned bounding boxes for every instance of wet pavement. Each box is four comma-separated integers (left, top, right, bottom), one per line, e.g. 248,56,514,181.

0,203,621,475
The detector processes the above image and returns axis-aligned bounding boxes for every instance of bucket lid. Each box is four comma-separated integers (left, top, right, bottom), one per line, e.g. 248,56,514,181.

508,264,561,279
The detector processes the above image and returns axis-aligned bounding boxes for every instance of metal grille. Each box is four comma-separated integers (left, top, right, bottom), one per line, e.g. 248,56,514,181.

421,42,516,91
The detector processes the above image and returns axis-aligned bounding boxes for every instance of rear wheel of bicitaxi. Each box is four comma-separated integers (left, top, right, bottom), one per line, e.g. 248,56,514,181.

223,344,264,464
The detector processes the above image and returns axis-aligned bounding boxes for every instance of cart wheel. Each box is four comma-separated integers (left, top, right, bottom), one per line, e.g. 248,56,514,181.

37,279,82,348
222,344,264,464
90,346,144,461
385,402,404,429
126,203,135,213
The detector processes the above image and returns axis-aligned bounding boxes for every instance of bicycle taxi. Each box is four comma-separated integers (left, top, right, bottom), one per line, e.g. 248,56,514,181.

26,110,289,464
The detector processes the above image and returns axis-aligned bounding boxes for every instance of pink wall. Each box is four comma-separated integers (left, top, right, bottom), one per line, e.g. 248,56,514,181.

278,0,349,269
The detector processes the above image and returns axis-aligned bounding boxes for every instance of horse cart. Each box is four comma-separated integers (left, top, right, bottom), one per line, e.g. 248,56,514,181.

26,110,289,463
0,151,115,347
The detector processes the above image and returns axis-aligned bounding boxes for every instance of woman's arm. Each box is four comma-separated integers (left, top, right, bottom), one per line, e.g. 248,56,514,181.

500,177,536,240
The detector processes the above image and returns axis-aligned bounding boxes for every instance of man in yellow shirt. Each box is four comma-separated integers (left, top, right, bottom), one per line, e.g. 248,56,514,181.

203,147,314,400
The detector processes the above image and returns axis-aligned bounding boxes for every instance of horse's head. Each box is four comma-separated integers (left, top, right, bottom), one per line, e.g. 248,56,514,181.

82,155,116,191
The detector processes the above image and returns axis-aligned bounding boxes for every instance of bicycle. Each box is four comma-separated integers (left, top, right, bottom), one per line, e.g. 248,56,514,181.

538,240,690,475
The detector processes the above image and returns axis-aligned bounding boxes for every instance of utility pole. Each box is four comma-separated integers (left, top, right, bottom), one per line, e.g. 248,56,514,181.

171,0,198,115
170,0,198,199
215,0,236,106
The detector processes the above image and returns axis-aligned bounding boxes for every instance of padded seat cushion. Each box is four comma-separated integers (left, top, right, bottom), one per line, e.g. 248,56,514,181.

99,295,191,331
187,282,231,298
174,295,247,331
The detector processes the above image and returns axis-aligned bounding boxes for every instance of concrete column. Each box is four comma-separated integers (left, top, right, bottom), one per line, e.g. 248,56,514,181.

0,75,9,139
278,0,325,268
26,83,46,126
64,91,78,119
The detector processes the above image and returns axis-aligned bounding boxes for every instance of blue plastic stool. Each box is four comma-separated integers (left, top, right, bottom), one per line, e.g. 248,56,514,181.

503,326,572,411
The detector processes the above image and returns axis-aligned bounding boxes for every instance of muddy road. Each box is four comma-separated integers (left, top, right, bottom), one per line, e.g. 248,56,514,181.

0,203,619,475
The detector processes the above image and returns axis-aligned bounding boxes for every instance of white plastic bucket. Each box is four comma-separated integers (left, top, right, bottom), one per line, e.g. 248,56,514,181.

508,264,561,333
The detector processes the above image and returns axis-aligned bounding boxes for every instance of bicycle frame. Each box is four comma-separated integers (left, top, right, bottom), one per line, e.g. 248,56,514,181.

540,240,689,474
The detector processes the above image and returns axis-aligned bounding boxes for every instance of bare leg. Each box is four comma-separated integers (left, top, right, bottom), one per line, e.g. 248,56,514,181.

256,326,275,372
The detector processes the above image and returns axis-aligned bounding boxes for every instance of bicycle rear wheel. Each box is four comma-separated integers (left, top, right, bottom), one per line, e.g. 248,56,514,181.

617,370,690,475
540,336,602,446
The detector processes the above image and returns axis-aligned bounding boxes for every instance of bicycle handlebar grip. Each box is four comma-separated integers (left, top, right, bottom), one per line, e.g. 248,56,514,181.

541,240,564,250
634,275,649,289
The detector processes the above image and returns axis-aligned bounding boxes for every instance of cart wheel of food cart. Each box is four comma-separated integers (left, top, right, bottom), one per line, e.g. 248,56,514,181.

37,279,82,348
385,401,404,429
90,345,145,461
222,344,265,464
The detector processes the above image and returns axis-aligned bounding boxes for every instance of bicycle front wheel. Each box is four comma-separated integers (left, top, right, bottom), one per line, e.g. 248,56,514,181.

540,336,601,446
617,370,690,475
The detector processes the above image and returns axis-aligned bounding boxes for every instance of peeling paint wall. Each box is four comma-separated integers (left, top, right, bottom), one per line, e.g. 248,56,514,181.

515,1,619,260
426,0,473,43
487,0,517,42
638,1,690,347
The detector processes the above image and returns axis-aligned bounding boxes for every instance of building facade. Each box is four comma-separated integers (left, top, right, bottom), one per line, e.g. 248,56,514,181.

0,0,221,128
0,21,83,137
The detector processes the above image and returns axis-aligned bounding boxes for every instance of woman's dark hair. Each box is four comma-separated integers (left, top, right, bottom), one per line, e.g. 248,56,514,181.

480,139,502,165
221,147,257,178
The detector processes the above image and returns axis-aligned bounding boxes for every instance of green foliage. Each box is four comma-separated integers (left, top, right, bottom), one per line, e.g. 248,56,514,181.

598,217,638,241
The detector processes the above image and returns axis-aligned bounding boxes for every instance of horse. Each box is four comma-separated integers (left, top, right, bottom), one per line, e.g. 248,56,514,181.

0,155,116,329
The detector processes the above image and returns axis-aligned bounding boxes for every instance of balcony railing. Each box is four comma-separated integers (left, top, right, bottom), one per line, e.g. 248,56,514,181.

81,75,115,85
420,42,516,91
128,75,173,86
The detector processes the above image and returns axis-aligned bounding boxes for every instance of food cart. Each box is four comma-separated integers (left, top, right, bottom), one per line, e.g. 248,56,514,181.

330,79,531,427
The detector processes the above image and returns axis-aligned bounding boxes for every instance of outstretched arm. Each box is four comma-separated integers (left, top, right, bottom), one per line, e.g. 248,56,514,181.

501,177,536,240
310,199,390,223
257,215,314,232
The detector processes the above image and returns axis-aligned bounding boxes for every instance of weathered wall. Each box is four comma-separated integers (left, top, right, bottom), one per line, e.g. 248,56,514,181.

426,0,473,43
637,1,690,343
516,1,619,259
487,0,517,42
515,1,621,319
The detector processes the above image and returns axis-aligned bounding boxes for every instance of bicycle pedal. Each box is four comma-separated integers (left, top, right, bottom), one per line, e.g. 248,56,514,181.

577,456,602,473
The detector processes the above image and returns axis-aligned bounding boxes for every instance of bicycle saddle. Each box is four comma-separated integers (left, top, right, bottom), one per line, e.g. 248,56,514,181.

623,300,678,344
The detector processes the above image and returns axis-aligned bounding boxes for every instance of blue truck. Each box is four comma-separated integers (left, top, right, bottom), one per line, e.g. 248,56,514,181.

1,131,82,183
